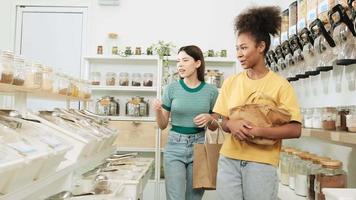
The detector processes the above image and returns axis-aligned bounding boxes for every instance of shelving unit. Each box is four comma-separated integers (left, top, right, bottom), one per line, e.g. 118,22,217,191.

301,128,356,145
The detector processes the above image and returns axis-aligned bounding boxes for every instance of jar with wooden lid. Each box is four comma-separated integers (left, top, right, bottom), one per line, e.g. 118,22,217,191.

0,51,14,84
280,147,295,185
336,106,349,131
346,106,356,132
308,156,331,200
322,107,337,130
289,150,303,190
295,153,313,197
315,160,347,200
12,56,25,86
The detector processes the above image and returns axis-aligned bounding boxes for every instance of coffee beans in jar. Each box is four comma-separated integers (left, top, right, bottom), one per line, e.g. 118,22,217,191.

131,73,141,86
143,73,153,87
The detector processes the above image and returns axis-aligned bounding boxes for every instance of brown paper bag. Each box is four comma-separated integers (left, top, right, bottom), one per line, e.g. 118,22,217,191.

229,91,291,145
193,120,224,190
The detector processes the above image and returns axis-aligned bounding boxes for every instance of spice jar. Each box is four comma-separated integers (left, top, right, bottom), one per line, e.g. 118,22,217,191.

322,107,337,130
295,153,313,197
313,108,323,129
131,73,141,86
119,72,129,86
24,62,42,89
106,72,116,86
125,47,132,56
315,160,347,200
346,106,356,132
146,47,153,55
143,73,153,87
106,33,118,55
54,73,69,95
97,45,103,55
336,106,349,131
12,56,25,86
42,66,53,91
91,72,101,85
0,51,14,84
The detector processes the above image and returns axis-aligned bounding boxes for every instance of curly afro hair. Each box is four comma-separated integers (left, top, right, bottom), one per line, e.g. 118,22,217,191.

234,6,282,54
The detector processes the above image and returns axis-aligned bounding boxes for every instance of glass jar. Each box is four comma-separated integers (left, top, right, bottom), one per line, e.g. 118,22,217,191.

68,77,79,97
143,73,153,87
12,56,25,86
336,106,349,131
295,153,313,197
315,160,347,200
106,33,118,55
78,80,85,98
125,47,132,56
106,72,117,86
289,150,302,190
322,107,337,130
0,51,14,84
42,66,53,91
119,72,129,86
281,147,294,185
312,108,323,129
57,74,69,95
131,73,141,86
24,62,42,89
135,47,142,55
346,106,356,132
303,108,314,128
308,156,330,200
91,72,101,86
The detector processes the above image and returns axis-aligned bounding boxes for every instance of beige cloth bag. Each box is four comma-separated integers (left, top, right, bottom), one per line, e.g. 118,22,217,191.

229,91,291,145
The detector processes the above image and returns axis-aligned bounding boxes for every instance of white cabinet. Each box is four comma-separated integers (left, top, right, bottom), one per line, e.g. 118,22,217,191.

84,54,237,200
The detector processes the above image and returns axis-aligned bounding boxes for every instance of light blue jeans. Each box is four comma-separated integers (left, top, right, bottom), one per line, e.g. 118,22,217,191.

164,131,205,200
216,155,278,200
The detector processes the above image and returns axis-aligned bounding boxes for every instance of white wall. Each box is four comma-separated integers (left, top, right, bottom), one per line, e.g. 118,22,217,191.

1,0,355,189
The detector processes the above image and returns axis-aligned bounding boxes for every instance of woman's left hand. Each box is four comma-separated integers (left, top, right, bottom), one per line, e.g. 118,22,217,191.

193,114,213,128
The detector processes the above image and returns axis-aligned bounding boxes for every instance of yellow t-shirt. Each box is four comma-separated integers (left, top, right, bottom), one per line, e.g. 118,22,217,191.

213,70,301,166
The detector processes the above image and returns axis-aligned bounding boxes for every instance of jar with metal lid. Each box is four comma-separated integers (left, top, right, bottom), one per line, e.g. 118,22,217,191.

346,106,356,132
315,160,347,200
24,62,42,89
0,51,14,84
119,72,129,86
312,108,323,129
336,106,349,131
322,107,337,130
295,153,313,197
308,156,331,200
205,69,223,88
42,66,53,91
304,108,314,128
12,56,25,86
106,72,117,86
91,72,101,86
280,147,295,185
131,73,141,86
289,150,302,190
143,73,153,87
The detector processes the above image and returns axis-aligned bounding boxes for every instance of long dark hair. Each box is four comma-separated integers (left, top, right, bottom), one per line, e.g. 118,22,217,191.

178,45,205,82
234,6,281,54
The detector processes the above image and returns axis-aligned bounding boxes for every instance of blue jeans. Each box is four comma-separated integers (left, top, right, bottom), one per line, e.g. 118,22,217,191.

164,131,205,200
216,155,278,200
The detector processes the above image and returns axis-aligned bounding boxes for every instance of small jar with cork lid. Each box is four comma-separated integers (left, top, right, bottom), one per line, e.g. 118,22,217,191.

322,107,337,130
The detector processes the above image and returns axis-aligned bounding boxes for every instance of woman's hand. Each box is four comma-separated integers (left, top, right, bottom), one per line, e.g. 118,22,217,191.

193,113,213,128
153,99,163,112
226,119,255,141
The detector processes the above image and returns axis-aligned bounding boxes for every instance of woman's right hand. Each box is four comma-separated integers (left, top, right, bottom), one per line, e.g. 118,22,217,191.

153,99,163,112
226,119,254,141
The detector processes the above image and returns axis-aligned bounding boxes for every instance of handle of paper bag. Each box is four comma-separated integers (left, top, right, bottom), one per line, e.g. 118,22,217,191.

204,119,225,144
245,91,279,106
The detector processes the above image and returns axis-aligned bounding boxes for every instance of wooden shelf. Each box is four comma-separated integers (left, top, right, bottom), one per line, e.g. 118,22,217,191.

166,56,236,63
108,116,156,122
302,128,356,145
91,86,157,92
0,83,90,102
84,55,159,62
